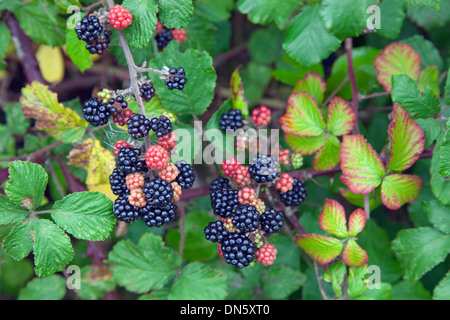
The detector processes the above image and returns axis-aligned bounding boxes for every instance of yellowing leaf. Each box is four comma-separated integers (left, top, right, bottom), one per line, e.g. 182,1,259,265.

20,81,87,143
89,183,117,202
36,45,64,84
67,138,115,190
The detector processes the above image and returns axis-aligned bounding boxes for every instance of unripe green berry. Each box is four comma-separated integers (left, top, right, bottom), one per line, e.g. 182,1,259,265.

291,153,304,169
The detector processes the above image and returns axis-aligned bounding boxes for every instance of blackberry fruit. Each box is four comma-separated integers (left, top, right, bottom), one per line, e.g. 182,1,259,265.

127,113,151,139
143,178,174,207
85,29,111,55
150,115,172,138
208,176,230,193
116,147,147,174
278,177,307,207
75,15,103,44
105,95,128,115
260,208,284,234
204,220,230,244
248,154,279,183
219,109,244,131
164,67,187,91
231,204,260,233
156,27,173,50
113,194,141,223
210,187,239,218
175,161,195,189
109,168,128,196
82,97,112,127
221,233,256,269
139,83,156,102
141,203,177,228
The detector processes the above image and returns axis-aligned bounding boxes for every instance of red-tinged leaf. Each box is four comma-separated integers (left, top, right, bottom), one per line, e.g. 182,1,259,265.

381,174,423,210
340,134,385,194
296,233,343,265
348,208,367,237
342,239,368,268
386,104,425,171
312,134,341,171
318,199,348,238
279,92,326,137
292,73,327,106
374,42,421,92
326,97,356,136
285,133,326,156
230,66,249,119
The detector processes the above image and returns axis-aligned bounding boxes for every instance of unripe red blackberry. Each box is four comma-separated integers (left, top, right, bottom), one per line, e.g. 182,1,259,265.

275,173,294,193
221,157,241,179
238,187,256,205
158,162,179,183
158,131,178,150
234,165,251,187
125,172,145,190
128,187,147,207
171,181,182,202
255,243,277,266
145,145,170,171
113,140,133,157
108,4,133,30
251,105,271,126
172,28,187,44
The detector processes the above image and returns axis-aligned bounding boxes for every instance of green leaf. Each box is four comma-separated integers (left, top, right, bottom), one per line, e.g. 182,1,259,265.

4,102,30,136
320,0,370,38
158,0,193,29
107,233,180,293
248,27,282,65
65,27,92,73
324,261,346,298
77,266,116,300
122,0,159,48
342,239,369,268
402,35,444,72
51,192,115,241
439,119,450,177
391,280,431,300
229,67,249,119
12,1,65,46
33,219,74,277
18,275,66,300
404,0,441,10
445,70,450,105
431,133,450,205
2,218,36,261
391,75,440,118
386,104,425,171
418,66,440,96
0,22,11,60
318,199,349,238
169,262,227,300
377,0,406,39
285,133,326,156
380,174,423,210
422,200,450,234
237,0,302,29
148,42,216,116
340,134,385,194
433,271,450,300
283,5,341,68
312,134,341,172
347,265,369,298
262,266,306,299
0,196,30,225
20,81,88,143
292,73,326,107
194,0,235,22
279,92,326,137
296,233,343,265
374,42,421,92
5,161,48,210
391,227,450,281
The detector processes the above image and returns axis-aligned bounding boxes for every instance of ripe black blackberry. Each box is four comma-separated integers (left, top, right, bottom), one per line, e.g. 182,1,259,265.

105,95,128,115
127,113,151,139
175,161,195,189
139,82,156,102
82,97,112,127
113,194,141,223
260,208,284,234
150,115,172,138
204,220,230,244
219,109,244,131
208,176,230,193
210,187,239,218
278,177,307,207
116,147,147,174
248,154,279,183
143,178,174,207
141,203,177,228
156,27,173,50
164,67,187,91
75,15,103,45
221,233,256,269
109,168,128,196
231,204,260,233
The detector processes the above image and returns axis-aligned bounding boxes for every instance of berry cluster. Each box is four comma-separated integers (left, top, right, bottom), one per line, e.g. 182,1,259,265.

108,4,132,30
109,113,195,228
82,90,129,127
155,21,188,50
75,14,111,55
164,67,187,91
204,175,288,269
251,105,271,126
219,109,244,131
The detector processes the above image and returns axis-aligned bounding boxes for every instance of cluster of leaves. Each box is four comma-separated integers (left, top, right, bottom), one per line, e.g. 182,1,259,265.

0,0,450,301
